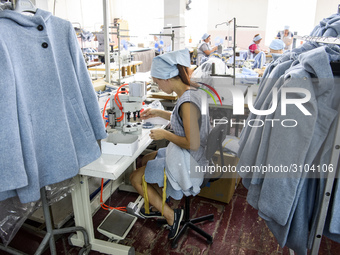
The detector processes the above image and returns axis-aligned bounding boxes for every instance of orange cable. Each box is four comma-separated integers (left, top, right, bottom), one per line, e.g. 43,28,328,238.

114,87,129,122
102,97,110,120
100,178,127,212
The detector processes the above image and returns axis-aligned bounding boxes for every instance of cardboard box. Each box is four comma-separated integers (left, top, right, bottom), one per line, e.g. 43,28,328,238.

198,151,241,204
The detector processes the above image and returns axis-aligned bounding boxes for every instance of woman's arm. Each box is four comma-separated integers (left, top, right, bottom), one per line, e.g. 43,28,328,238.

141,108,172,121
203,45,218,56
254,48,261,54
149,102,201,150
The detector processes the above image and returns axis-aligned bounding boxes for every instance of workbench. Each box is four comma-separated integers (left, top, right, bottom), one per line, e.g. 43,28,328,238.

69,126,161,255
88,61,143,77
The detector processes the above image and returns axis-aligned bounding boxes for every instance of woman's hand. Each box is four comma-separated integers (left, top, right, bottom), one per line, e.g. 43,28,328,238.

149,129,166,140
140,108,159,120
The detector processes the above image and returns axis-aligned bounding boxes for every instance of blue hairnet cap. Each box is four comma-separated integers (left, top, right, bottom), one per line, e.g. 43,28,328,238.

284,25,290,30
270,39,285,50
253,34,262,42
202,33,210,40
150,48,191,79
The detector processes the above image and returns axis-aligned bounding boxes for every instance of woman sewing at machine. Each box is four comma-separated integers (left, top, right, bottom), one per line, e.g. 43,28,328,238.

129,48,210,240
248,34,267,68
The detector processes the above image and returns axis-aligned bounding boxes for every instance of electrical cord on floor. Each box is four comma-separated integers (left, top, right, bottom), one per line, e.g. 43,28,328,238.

100,178,126,212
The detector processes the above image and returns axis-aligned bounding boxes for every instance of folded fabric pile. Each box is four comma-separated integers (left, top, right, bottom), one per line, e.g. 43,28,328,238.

236,67,259,84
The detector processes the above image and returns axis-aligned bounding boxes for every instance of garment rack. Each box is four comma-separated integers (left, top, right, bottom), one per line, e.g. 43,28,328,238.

295,35,340,45
294,34,340,255
0,3,92,254
0,187,91,255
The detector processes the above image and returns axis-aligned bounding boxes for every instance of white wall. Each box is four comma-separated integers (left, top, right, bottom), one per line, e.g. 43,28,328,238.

36,0,164,48
109,0,164,47
184,0,208,46
35,0,104,31
206,0,269,50
34,0,340,51
265,0,317,47
163,0,186,51
314,0,339,26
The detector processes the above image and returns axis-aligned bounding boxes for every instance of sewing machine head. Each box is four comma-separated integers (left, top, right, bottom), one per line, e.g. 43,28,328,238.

107,81,147,134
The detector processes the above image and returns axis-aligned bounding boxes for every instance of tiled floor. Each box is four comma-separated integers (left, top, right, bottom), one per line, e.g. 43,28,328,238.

1,182,340,255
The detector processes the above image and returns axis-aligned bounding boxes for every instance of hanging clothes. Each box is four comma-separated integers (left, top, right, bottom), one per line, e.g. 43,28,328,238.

236,12,340,255
0,9,107,203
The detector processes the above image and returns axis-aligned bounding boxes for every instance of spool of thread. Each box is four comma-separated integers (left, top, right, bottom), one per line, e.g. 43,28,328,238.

122,66,126,77
132,65,137,74
127,65,131,76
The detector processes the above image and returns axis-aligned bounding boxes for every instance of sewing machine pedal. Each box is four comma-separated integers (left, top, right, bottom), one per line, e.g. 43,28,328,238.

97,209,137,241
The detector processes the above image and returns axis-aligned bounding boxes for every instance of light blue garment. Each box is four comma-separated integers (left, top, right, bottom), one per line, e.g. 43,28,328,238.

253,34,262,41
143,147,184,200
150,48,191,79
237,58,297,183
202,33,210,40
252,51,266,68
0,9,107,203
143,143,204,199
270,39,285,50
242,67,257,75
235,67,259,84
237,13,340,252
265,178,313,255
165,142,204,196
310,13,340,37
312,75,340,244
144,88,210,200
236,45,340,253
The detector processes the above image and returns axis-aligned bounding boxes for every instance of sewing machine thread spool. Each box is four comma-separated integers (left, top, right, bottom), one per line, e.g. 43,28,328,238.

132,65,137,74
122,66,126,77
127,65,131,76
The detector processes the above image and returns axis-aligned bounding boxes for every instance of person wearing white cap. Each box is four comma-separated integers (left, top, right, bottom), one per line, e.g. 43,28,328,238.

130,48,210,240
196,32,218,65
276,25,294,50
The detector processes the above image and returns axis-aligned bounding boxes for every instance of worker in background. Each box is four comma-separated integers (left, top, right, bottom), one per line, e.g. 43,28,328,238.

94,25,114,63
276,25,293,50
130,48,210,240
248,34,266,68
269,39,286,54
196,33,218,65
248,34,266,57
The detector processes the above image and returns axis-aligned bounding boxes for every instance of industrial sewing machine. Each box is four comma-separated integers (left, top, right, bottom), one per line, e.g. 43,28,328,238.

101,81,147,156
106,81,147,134
112,50,132,65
